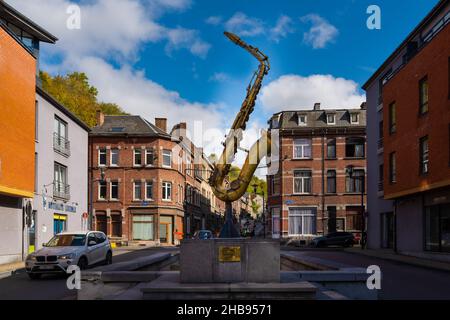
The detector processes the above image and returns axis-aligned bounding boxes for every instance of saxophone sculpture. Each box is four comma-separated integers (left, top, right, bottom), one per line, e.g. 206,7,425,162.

209,32,271,237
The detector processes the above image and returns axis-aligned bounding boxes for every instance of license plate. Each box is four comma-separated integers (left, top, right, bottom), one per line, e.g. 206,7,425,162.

39,265,54,270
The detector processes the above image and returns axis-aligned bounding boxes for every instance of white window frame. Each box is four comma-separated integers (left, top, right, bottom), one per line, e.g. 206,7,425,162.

298,114,307,126
293,139,312,159
350,113,359,124
134,149,142,167
98,181,107,200
162,181,172,201
145,149,154,167
110,148,119,167
293,170,312,194
110,181,119,200
145,181,154,201
162,150,172,168
288,207,317,236
98,149,107,167
327,113,336,125
133,181,142,201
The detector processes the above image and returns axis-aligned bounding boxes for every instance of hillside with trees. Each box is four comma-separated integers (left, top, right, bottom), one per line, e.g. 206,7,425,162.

39,71,128,127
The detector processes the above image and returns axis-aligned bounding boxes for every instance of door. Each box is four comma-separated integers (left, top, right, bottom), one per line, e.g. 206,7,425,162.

159,216,173,244
53,214,67,235
159,223,169,243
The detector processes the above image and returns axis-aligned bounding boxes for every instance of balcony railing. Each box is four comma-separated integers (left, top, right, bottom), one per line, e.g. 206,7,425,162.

377,138,384,150
53,133,71,157
54,181,70,200
378,181,384,192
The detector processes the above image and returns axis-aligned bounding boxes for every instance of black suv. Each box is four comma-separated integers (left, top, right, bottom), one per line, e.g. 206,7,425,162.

311,232,355,248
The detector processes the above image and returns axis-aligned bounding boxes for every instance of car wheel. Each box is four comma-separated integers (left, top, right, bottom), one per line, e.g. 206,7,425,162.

77,256,88,270
104,251,112,265
344,240,353,248
28,273,41,280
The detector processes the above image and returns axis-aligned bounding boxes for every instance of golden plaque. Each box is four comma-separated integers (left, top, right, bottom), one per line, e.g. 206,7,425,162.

218,246,241,263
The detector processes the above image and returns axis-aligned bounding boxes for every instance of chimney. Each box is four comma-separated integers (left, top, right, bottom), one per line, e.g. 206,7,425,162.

360,102,367,110
313,103,321,111
155,118,167,132
96,110,105,126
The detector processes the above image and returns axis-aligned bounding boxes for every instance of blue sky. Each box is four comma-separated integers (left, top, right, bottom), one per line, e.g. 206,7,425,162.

8,0,440,159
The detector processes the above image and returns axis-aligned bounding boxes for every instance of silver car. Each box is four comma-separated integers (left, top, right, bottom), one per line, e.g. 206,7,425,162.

25,231,112,279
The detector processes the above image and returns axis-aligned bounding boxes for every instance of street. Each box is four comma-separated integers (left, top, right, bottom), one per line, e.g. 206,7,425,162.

290,249,450,300
0,247,178,300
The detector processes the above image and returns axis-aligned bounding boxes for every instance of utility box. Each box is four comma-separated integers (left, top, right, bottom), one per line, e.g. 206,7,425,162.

180,238,280,283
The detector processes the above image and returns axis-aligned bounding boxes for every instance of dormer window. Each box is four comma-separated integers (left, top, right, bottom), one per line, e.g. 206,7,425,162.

350,113,359,124
327,114,336,125
298,114,307,126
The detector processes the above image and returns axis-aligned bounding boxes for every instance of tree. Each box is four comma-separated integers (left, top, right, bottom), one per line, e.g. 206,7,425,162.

39,71,128,127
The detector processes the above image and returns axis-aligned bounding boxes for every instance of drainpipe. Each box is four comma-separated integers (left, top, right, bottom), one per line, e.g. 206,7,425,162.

321,133,326,235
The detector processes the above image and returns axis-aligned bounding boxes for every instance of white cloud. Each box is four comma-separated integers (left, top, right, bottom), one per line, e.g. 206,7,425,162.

260,74,366,112
301,14,338,49
224,12,265,37
270,15,294,42
209,72,229,82
6,0,210,59
205,15,223,26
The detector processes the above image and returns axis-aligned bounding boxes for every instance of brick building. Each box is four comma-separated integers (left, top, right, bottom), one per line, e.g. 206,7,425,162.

267,103,367,242
89,113,224,246
364,0,450,256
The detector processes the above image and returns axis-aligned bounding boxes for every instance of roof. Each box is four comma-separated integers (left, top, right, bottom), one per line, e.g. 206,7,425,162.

362,0,449,89
270,107,366,130
0,0,57,43
36,85,91,132
90,115,171,138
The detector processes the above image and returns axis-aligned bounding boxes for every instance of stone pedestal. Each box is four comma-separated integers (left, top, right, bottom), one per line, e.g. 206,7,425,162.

180,238,280,283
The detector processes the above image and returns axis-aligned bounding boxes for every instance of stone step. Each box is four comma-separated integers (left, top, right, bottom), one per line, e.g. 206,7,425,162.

141,273,317,300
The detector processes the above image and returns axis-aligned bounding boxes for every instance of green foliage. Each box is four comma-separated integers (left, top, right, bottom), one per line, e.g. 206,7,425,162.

39,71,128,127
226,165,267,198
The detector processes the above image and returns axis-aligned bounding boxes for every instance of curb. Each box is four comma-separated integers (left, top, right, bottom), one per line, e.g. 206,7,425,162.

344,249,450,273
0,271,12,280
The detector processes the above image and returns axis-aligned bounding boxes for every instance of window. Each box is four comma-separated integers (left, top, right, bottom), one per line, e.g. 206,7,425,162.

134,181,142,201
345,137,365,158
378,120,384,149
270,176,281,195
389,102,396,134
98,181,107,200
294,170,312,194
419,136,429,174
145,149,154,166
350,113,359,124
327,170,336,194
145,181,153,200
99,149,107,166
425,204,450,253
298,114,307,126
95,214,107,235
378,164,384,192
327,138,336,159
54,163,68,199
162,182,172,201
288,208,317,235
111,214,122,238
293,139,312,159
346,168,364,193
389,152,396,184
110,181,119,200
346,207,363,231
134,149,142,166
110,149,119,166
419,76,429,115
327,114,336,125
163,150,172,168
132,215,154,241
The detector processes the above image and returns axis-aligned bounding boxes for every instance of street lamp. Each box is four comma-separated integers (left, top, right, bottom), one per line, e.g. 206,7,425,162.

346,165,366,249
252,183,266,239
89,167,106,231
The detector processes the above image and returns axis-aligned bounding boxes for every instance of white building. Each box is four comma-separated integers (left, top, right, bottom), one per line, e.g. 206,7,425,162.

32,86,89,250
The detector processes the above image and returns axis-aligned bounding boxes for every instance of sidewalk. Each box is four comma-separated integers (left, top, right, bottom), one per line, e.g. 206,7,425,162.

344,247,450,273
0,261,25,279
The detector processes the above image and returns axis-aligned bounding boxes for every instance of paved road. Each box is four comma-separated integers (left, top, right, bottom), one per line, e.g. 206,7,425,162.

0,247,178,300
291,249,450,300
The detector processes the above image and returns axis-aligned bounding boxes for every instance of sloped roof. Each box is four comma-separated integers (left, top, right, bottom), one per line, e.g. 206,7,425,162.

90,115,171,138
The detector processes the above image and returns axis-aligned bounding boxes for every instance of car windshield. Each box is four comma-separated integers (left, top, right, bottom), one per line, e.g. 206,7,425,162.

198,231,211,239
46,234,86,247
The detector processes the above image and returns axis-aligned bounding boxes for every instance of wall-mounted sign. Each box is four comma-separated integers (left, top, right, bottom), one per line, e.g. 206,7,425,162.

285,200,295,205
65,205,77,213
218,246,241,263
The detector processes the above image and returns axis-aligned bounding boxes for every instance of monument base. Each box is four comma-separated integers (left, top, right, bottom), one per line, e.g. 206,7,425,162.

180,238,280,283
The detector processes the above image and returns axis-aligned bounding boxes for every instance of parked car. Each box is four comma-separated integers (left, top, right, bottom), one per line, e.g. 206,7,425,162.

192,230,214,240
25,231,112,279
311,232,355,248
